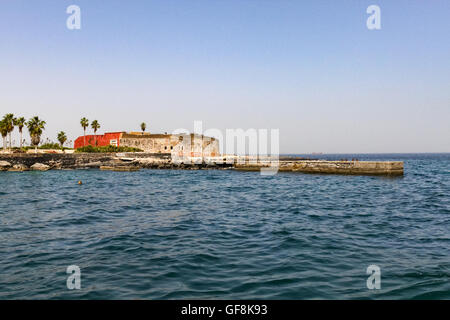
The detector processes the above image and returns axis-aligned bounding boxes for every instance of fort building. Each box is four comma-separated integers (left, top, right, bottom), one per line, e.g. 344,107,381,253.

73,131,220,158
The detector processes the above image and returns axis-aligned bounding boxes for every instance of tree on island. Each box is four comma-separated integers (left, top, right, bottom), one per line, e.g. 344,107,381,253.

141,122,146,135
2,113,15,149
27,116,46,153
14,117,26,148
0,120,8,151
80,117,89,146
57,131,67,149
91,120,100,146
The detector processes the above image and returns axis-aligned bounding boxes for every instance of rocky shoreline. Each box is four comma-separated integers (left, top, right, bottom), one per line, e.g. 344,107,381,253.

0,153,233,172
0,152,404,175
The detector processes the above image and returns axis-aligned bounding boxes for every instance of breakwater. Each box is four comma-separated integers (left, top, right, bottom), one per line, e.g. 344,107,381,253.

0,153,403,176
235,160,404,176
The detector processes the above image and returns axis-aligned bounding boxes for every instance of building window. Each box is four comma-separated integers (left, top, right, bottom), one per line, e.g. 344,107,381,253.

170,146,173,150
164,146,167,150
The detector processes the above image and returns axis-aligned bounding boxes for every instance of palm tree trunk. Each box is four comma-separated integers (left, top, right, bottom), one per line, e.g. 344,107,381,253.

8,132,12,150
2,137,6,151
20,130,23,148
83,128,86,146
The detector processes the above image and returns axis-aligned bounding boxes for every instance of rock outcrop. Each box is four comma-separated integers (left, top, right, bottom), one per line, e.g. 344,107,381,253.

8,164,29,172
0,161,12,171
30,163,50,171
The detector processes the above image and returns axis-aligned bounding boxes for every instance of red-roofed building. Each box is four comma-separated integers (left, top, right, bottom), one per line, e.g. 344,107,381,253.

74,132,124,149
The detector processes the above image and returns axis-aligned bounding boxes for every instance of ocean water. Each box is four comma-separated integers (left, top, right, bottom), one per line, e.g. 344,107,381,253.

0,153,448,299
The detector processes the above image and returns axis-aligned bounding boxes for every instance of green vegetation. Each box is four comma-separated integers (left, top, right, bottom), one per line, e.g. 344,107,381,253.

57,131,67,148
75,145,143,153
14,144,73,152
14,117,26,148
80,117,89,146
0,113,110,152
26,116,46,152
38,142,63,150
91,120,100,145
1,114,48,151
0,119,8,151
141,122,146,134
3,113,15,149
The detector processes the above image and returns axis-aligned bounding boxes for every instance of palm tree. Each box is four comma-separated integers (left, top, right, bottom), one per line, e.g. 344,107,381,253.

91,120,100,146
57,131,67,149
26,116,46,153
14,117,26,149
2,114,15,149
80,117,89,146
141,122,146,135
0,120,8,151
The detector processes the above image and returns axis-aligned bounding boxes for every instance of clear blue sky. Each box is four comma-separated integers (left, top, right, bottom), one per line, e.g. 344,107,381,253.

1,0,449,153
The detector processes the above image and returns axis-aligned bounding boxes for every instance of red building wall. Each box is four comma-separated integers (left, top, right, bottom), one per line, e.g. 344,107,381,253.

74,132,123,149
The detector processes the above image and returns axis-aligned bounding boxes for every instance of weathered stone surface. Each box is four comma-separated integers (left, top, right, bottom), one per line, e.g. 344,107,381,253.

119,133,220,157
234,160,404,176
100,165,140,172
30,163,50,171
8,164,29,172
78,161,104,168
0,160,12,171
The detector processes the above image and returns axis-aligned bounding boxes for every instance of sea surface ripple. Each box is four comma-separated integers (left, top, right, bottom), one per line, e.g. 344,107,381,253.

0,153,449,299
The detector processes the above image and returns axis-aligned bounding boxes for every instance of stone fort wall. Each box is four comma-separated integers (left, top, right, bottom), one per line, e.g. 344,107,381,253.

119,133,220,157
